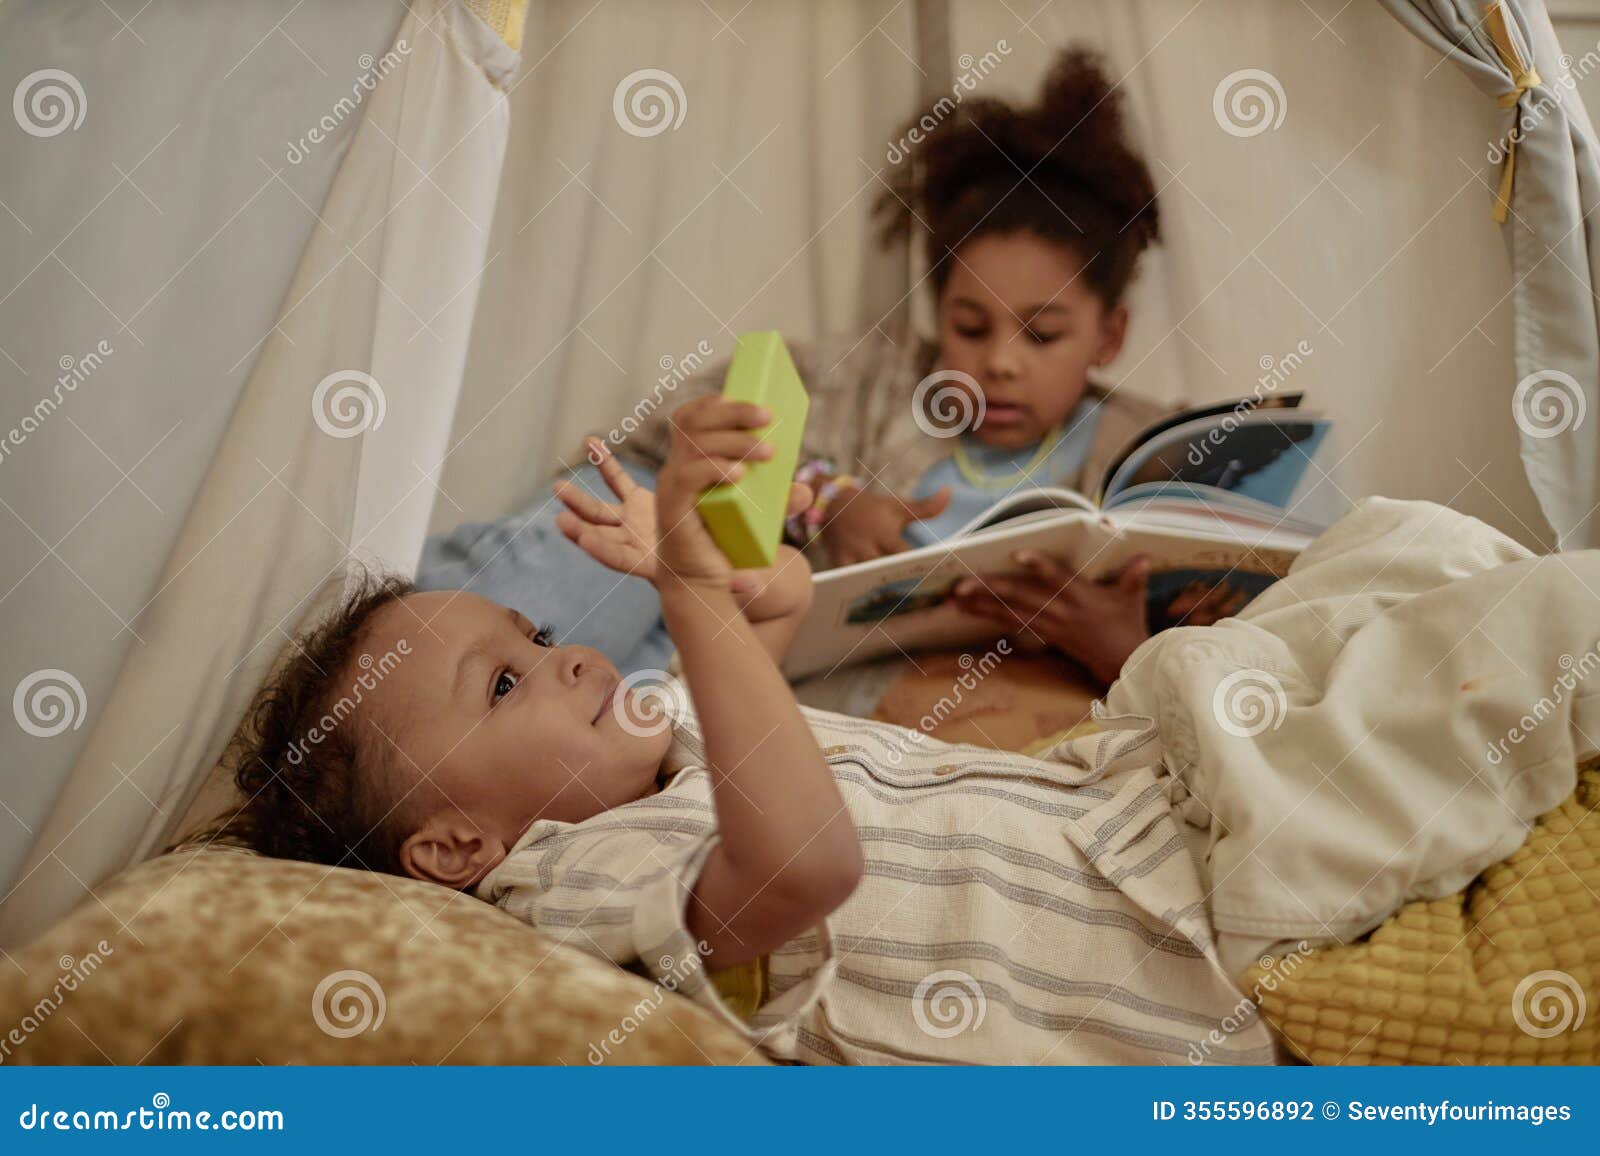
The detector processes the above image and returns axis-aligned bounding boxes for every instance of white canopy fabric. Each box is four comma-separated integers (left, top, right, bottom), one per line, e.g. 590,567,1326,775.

434,0,935,533
2,0,399,920
1383,0,1600,549
4,0,1596,950
0,0,516,947
442,0,1553,556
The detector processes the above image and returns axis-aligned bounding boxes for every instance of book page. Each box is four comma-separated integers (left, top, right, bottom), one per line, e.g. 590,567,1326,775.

1102,412,1330,507
1095,391,1304,500
951,485,1097,538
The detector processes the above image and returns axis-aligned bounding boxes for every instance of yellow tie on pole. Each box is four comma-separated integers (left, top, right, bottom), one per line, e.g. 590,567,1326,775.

1485,0,1542,223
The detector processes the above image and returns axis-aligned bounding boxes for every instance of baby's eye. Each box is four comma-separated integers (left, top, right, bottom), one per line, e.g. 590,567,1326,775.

1026,328,1063,345
492,669,518,703
532,624,554,648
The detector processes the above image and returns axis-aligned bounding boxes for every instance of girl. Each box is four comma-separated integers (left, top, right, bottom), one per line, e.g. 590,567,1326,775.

416,48,1168,685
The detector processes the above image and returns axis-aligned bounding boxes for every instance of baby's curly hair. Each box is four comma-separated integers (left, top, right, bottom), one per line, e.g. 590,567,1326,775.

188,571,423,875
876,47,1160,307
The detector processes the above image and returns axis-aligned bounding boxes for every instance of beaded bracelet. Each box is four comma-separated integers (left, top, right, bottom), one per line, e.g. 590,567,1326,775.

785,457,859,546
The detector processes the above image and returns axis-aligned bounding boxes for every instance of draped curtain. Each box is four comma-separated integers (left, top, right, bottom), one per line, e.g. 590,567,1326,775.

0,0,517,947
1382,0,1600,549
4,0,1592,947
449,0,1554,554
433,0,928,530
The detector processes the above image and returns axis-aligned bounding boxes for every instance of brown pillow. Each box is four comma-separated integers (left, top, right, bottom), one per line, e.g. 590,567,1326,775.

0,849,762,1065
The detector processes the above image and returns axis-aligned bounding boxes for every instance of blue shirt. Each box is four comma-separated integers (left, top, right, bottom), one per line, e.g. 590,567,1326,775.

902,396,1104,549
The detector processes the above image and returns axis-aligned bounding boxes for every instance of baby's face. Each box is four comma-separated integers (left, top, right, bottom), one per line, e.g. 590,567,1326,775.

359,591,672,846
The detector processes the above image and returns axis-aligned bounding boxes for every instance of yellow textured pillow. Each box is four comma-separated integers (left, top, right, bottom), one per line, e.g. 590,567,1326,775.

0,849,762,1065
461,0,526,49
1244,762,1600,1065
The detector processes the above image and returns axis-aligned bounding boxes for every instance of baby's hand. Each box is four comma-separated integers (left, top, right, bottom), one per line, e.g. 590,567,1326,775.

649,396,768,589
652,396,812,592
553,438,664,580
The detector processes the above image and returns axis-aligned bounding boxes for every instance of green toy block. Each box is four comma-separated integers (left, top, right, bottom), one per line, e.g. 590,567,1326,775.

696,332,810,569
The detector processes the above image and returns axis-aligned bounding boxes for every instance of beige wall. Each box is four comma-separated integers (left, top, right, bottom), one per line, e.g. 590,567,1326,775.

1553,0,1600,112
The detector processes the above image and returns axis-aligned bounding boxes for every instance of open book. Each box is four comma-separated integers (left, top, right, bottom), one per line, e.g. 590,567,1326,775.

781,392,1333,680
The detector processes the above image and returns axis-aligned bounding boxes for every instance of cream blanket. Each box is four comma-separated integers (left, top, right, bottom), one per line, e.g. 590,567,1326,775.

1096,498,1600,974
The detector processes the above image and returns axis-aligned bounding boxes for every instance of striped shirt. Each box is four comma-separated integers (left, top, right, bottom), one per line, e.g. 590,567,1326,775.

477,688,1274,1065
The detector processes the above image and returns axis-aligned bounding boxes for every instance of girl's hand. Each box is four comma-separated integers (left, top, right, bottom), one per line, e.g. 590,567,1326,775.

820,485,952,566
950,550,1153,686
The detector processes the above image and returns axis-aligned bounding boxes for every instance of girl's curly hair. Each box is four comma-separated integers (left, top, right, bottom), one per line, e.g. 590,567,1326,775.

876,47,1160,307
187,571,422,875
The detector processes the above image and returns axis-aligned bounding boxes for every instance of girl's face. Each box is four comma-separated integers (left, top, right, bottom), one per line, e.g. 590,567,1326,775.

935,231,1128,449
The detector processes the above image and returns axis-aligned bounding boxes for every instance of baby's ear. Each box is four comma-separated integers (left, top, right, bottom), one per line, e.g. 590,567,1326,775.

398,810,507,890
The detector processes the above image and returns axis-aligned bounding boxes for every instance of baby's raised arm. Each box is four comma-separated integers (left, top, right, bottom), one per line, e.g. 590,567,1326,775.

555,437,815,666
651,398,862,966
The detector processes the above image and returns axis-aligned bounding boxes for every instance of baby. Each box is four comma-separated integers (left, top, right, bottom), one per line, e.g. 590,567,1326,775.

212,398,1271,1065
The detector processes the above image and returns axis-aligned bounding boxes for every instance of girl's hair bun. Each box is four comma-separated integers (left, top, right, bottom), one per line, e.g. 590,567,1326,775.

877,47,1159,305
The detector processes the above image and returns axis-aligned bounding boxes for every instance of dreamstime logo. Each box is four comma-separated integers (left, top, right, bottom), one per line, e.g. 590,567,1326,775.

1187,940,1312,1064
1488,41,1600,166
1212,69,1286,138
285,40,411,164
912,969,987,1039
881,726,932,768
284,641,410,766
13,669,87,739
15,1092,283,1131
0,338,113,468
885,39,1012,164
611,669,689,737
883,640,1012,765
1211,669,1287,738
912,369,984,438
587,942,709,1064
0,939,113,1064
311,969,385,1038
1186,339,1312,467
311,370,386,438
1486,643,1600,766
1512,369,1586,440
13,69,86,137
1511,970,1586,1039
589,339,714,457
612,69,686,137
